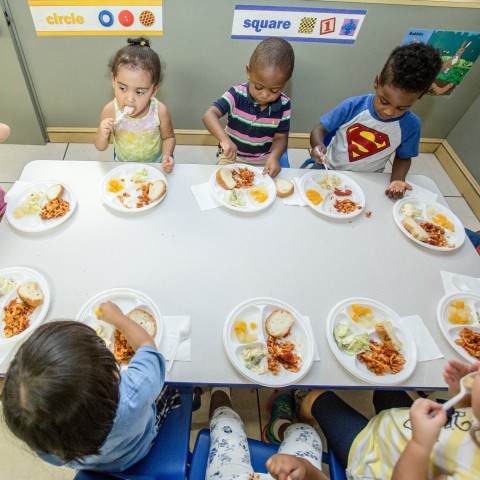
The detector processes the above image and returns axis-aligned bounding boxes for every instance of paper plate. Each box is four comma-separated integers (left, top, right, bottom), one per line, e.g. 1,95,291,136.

437,292,480,363
6,180,77,232
223,297,314,387
393,197,465,251
76,288,163,361
0,266,50,345
326,297,417,386
299,170,365,219
101,164,167,213
210,164,276,213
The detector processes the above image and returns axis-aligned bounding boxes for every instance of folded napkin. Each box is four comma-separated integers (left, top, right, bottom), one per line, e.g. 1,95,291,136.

440,271,480,296
190,182,221,211
303,316,321,361
4,181,28,204
283,177,307,206
402,315,444,362
405,182,438,202
158,315,191,361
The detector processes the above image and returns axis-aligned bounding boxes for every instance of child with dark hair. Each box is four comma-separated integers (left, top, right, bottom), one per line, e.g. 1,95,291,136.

0,123,10,218
203,37,294,177
2,301,179,472
307,42,442,198
94,37,175,172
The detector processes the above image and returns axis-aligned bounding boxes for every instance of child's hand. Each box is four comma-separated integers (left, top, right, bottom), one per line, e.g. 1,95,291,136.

444,359,480,396
97,301,124,325
263,157,281,178
162,155,174,173
409,398,446,451
385,180,412,199
98,118,115,139
220,139,237,161
311,144,327,164
266,454,309,480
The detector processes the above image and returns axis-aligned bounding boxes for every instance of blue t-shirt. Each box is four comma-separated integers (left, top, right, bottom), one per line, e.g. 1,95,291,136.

39,346,165,472
320,94,421,172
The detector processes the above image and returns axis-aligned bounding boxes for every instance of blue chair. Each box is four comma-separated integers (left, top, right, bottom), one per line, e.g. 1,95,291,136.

188,428,347,480
279,147,290,168
74,386,193,480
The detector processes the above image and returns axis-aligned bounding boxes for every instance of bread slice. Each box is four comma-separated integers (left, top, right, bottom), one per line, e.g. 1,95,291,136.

46,184,64,201
148,179,166,201
216,168,236,190
401,216,429,242
276,178,294,198
375,320,403,352
265,308,295,338
17,282,44,307
127,308,156,337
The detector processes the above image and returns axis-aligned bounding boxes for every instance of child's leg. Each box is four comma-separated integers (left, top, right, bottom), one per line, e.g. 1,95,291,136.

300,391,369,469
277,423,322,470
206,398,253,480
154,385,181,430
372,390,413,414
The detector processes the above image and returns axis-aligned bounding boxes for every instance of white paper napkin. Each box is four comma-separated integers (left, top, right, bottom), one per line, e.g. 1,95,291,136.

440,271,480,296
402,315,444,362
190,182,221,211
158,315,191,361
404,182,438,202
4,181,28,203
303,316,320,361
283,177,307,206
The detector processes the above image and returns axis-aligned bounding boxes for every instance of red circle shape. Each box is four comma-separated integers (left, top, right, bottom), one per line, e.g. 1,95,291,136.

118,10,134,27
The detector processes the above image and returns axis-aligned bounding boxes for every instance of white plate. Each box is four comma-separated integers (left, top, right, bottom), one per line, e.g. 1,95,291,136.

437,292,480,363
101,164,167,213
0,267,50,345
223,297,314,387
326,298,417,386
6,180,77,232
393,197,465,251
76,288,163,361
299,171,365,219
210,164,276,213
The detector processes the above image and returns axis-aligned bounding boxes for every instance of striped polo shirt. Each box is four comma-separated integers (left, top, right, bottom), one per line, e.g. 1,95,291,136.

213,82,291,162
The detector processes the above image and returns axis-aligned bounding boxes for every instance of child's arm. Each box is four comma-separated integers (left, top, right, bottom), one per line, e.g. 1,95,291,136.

158,101,176,173
392,398,447,480
310,123,329,164
266,454,328,480
263,132,287,177
203,106,237,161
443,359,480,408
385,156,413,199
97,301,156,351
94,101,115,151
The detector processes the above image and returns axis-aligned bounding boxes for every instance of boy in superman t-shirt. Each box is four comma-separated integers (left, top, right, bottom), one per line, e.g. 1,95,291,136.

307,43,441,199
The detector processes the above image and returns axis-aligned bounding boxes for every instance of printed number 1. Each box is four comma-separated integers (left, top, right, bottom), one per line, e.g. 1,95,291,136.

320,17,336,35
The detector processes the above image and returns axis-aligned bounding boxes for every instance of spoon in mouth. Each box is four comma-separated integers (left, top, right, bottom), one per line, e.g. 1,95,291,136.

115,106,134,125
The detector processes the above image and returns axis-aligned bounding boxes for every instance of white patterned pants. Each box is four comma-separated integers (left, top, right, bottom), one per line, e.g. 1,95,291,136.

206,407,323,480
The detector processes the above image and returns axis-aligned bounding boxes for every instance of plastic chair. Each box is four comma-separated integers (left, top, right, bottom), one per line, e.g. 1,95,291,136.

279,148,290,168
188,428,347,480
74,386,193,480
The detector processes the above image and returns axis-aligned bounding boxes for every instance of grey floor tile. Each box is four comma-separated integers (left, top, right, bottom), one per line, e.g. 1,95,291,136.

0,143,68,182
445,196,480,231
64,143,115,162
408,153,461,196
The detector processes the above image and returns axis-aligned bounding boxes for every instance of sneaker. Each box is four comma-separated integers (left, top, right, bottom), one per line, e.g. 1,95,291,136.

262,391,293,444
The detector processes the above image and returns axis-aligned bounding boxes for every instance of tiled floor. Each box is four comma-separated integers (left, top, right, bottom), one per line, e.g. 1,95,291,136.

0,143,478,480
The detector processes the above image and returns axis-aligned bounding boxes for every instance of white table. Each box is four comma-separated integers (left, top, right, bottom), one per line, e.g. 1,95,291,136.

0,161,478,389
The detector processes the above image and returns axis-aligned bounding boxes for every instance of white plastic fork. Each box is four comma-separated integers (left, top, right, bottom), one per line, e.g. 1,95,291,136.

315,146,329,178
442,372,478,411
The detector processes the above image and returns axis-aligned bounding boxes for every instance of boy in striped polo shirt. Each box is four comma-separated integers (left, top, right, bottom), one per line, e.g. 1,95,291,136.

203,37,294,178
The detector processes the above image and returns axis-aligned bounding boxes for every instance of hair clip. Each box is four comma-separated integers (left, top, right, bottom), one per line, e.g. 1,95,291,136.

140,41,146,46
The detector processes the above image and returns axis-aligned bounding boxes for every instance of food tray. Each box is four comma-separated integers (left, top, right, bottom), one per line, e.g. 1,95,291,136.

6,180,77,232
0,266,50,345
101,164,167,213
223,297,314,387
210,164,276,213
437,292,480,363
393,197,465,251
298,170,365,219
326,297,417,385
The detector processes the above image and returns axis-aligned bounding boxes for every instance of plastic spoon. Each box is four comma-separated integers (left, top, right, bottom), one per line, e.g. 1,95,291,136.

452,276,472,292
315,146,329,178
166,322,191,372
115,106,134,125
442,372,478,411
